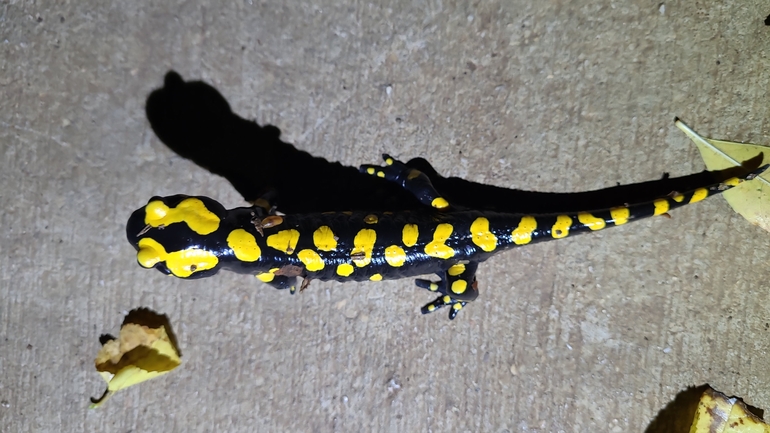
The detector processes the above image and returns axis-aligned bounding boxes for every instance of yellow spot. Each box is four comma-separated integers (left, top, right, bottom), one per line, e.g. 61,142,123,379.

255,269,279,282
429,283,439,291
427,304,437,312
610,207,630,225
336,263,354,277
364,214,378,224
267,229,300,254
470,217,498,252
384,245,407,267
690,188,708,203
653,199,670,216
551,215,572,239
442,295,451,303
577,213,606,231
227,229,261,262
448,263,465,276
385,157,394,165
451,280,467,294
512,216,537,245
431,197,449,209
723,177,740,187
402,224,419,247
252,198,271,210
352,229,377,267
452,303,463,311
407,169,422,180
256,272,275,282
377,171,385,178
313,226,337,251
366,167,375,175
137,238,218,278
424,223,455,259
298,249,325,272
369,273,382,281
144,198,220,235
672,193,685,203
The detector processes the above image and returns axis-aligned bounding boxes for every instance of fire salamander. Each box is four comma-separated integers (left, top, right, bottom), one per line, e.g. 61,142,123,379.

126,155,766,319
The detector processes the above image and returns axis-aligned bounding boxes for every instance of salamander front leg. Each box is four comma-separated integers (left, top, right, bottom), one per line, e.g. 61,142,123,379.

360,154,450,210
415,262,479,320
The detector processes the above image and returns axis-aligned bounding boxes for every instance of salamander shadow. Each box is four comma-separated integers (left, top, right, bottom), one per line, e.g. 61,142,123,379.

145,71,757,214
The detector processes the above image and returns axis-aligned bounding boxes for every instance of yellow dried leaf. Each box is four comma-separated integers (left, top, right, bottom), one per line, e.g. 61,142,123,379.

690,387,770,433
677,119,770,231
90,322,180,408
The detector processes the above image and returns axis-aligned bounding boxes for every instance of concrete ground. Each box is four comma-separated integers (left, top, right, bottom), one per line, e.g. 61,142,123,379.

2,1,770,431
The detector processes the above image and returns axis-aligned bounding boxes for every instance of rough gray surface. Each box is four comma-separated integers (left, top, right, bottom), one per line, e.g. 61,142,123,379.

2,1,770,431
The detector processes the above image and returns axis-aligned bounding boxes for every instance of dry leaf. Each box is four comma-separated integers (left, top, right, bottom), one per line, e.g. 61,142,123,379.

690,387,770,433
676,119,770,231
90,322,181,408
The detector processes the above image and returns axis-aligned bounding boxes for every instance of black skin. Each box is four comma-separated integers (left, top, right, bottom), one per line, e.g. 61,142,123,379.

145,71,759,214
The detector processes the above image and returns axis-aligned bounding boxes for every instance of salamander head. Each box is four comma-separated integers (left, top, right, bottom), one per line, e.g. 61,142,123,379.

126,195,229,279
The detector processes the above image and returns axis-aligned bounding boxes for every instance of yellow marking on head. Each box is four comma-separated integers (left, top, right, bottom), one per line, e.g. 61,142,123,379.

266,229,300,254
385,157,394,165
227,229,261,262
298,249,325,272
369,273,382,281
653,199,670,216
407,169,422,180
429,283,439,291
610,207,630,225
577,213,606,231
451,280,467,295
351,228,377,267
336,263,354,277
261,215,284,229
551,215,572,239
364,214,378,224
690,188,708,203
384,245,407,267
424,223,455,259
452,303,462,311
402,224,419,247
137,238,218,278
312,226,337,251
723,177,741,187
512,216,537,245
366,167,375,175
377,171,385,178
448,263,465,276
144,198,221,235
431,197,449,209
672,193,684,203
470,217,498,251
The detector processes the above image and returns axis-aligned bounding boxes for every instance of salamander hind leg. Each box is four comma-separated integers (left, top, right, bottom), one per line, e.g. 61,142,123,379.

360,154,451,210
415,262,479,320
